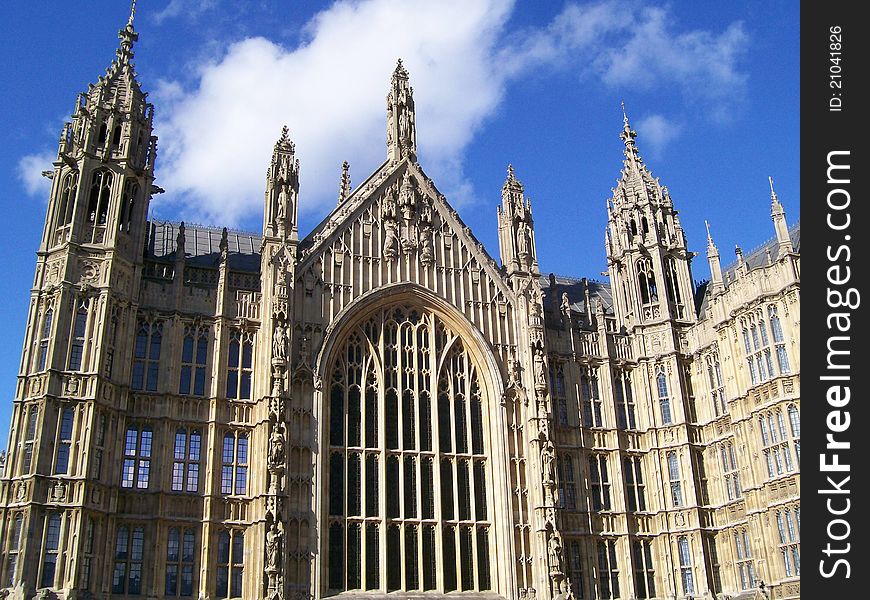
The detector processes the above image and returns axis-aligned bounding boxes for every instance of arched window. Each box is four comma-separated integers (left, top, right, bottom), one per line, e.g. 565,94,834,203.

68,304,88,371
119,180,139,233
326,305,492,593
637,258,658,305
667,451,683,507
97,122,108,146
656,368,672,424
55,172,78,231
664,257,683,316
87,169,113,226
37,308,53,371
769,305,790,373
112,123,123,147
678,536,695,596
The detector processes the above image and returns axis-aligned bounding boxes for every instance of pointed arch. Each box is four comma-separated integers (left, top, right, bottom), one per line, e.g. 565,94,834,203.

315,283,507,595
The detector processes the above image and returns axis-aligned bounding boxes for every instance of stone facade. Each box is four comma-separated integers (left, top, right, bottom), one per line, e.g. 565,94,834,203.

0,13,799,600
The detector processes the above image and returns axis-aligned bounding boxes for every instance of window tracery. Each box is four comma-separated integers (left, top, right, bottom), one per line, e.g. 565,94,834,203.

326,305,492,593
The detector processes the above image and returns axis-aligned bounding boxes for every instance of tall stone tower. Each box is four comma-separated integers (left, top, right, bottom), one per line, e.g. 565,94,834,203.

1,7,157,597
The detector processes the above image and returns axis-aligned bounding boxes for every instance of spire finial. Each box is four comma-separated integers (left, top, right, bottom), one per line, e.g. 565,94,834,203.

129,0,137,26
619,102,640,164
705,219,712,240
768,175,778,201
338,161,351,205
507,164,515,180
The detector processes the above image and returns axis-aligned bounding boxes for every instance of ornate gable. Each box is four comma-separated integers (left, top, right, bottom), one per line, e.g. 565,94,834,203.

297,158,512,325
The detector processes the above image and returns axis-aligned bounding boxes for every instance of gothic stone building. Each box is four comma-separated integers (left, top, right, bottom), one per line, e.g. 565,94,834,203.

0,14,800,600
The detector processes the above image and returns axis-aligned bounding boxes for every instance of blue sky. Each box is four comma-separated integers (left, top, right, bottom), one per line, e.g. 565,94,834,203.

0,0,799,448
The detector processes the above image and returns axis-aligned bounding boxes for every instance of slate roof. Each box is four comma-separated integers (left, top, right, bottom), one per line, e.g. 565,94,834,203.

696,221,800,318
540,274,615,317
144,221,262,272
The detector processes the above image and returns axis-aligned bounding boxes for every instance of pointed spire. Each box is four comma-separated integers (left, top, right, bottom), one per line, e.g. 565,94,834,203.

387,58,416,162
619,101,641,165
338,161,351,205
116,1,139,68
768,175,793,253
705,220,724,295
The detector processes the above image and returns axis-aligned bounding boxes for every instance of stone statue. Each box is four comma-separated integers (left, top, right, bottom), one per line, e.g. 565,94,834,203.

548,530,564,574
516,220,529,257
269,425,286,470
534,346,547,392
383,218,399,259
560,292,570,317
273,324,287,361
541,439,556,485
265,521,282,573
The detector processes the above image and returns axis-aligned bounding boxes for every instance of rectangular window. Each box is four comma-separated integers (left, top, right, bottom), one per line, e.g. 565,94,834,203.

68,305,89,371
113,525,145,595
221,432,248,495
165,527,196,596
172,429,202,492
550,363,569,426
121,426,153,489
41,513,63,588
678,536,695,596
6,513,24,587
132,321,162,391
557,454,577,510
54,406,75,474
37,308,53,371
20,406,39,475
614,370,637,430
624,456,646,512
567,540,584,599
226,330,254,400
581,369,603,428
589,454,611,511
707,352,727,416
216,529,244,598
656,368,672,425
720,442,742,501
632,539,656,599
667,451,683,507
734,529,756,590
597,540,620,599
180,326,209,396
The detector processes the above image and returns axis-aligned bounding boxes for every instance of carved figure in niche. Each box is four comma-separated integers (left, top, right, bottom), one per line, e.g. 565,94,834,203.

560,292,571,318
273,323,288,362
383,218,399,259
553,578,570,600
548,530,564,574
533,346,547,392
265,521,283,573
419,205,434,265
277,185,287,222
540,439,556,486
516,219,530,258
529,287,544,325
399,173,416,220
269,425,286,471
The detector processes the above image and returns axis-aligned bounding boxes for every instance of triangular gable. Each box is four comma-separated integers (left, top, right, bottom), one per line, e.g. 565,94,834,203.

298,158,512,300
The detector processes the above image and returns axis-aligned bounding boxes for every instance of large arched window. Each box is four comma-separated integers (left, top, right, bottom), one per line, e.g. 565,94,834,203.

326,305,492,593
87,169,113,226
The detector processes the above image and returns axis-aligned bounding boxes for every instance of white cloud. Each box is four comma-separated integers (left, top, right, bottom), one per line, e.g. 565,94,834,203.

153,0,217,24
153,0,514,225
636,114,683,157
144,0,749,226
17,151,56,200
